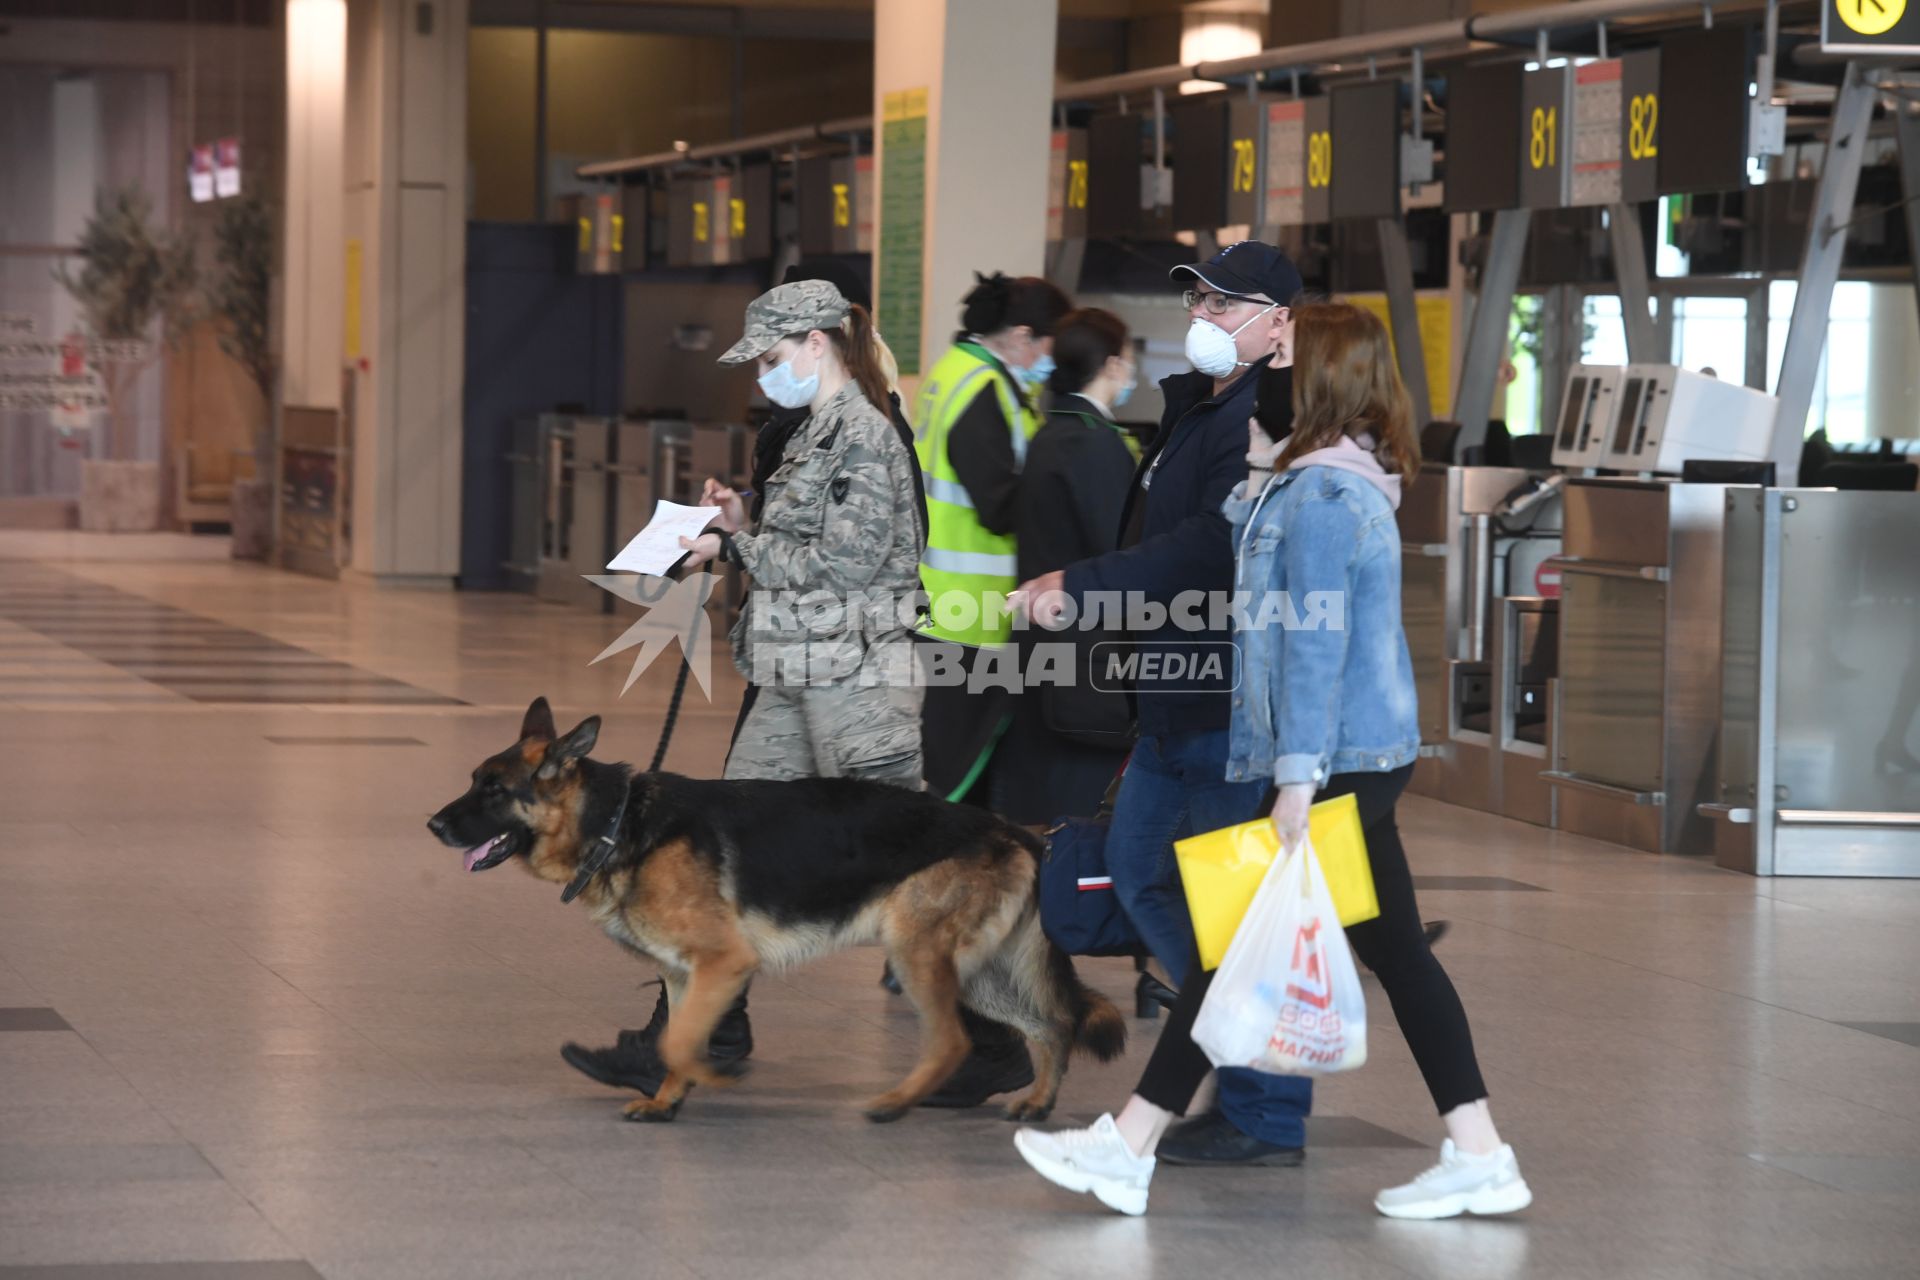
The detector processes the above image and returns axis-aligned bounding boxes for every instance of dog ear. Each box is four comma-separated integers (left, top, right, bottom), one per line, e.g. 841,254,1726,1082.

537,716,600,779
520,697,556,741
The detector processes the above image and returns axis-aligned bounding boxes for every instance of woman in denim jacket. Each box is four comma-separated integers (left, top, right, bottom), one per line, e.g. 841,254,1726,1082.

1012,304,1529,1221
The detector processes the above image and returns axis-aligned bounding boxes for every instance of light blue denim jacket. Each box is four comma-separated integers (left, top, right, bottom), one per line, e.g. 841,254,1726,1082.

1223,465,1419,788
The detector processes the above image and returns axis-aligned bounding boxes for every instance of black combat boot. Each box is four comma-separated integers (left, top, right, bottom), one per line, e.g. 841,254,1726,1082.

561,980,753,1094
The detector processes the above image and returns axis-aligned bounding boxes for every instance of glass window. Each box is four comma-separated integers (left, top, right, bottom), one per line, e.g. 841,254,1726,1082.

1669,295,1747,382
1769,280,1873,443
1582,294,1629,367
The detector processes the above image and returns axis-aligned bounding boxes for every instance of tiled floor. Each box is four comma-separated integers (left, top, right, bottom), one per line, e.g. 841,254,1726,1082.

3,551,1919,1279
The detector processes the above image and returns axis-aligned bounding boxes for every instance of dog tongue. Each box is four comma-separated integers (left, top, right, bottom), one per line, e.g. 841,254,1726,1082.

463,835,503,872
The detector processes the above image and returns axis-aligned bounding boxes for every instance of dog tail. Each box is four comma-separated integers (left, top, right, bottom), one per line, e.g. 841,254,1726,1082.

1051,945,1128,1062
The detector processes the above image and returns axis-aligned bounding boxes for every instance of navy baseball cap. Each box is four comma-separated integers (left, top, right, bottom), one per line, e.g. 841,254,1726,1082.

1171,241,1303,307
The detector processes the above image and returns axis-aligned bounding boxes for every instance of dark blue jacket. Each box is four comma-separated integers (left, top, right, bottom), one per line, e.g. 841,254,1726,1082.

1062,360,1275,737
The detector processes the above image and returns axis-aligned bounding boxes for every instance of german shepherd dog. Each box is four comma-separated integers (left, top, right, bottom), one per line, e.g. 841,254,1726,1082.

427,698,1126,1124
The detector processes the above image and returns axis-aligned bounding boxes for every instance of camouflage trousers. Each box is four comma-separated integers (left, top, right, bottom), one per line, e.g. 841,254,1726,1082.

723,678,925,788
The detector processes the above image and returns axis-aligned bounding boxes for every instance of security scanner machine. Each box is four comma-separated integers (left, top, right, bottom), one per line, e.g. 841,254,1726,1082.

1400,464,1565,821
1602,366,1777,474
1704,490,1920,877
1551,365,1621,471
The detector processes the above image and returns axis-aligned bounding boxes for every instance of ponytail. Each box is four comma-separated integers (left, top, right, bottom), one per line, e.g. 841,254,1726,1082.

827,303,894,414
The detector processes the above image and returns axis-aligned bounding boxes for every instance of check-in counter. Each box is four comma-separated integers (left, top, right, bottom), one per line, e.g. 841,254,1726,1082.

1546,478,1735,854
1705,489,1920,876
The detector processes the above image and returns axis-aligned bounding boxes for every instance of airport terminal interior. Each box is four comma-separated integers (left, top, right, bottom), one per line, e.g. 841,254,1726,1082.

4,1,1920,1278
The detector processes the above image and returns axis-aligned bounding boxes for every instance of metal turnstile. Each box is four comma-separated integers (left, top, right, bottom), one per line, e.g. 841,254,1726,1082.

533,415,614,612
1545,478,1736,855
1494,596,1559,828
1399,464,1563,818
1704,489,1920,876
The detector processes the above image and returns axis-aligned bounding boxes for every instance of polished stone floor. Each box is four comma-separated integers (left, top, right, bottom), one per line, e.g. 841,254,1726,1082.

3,548,1919,1280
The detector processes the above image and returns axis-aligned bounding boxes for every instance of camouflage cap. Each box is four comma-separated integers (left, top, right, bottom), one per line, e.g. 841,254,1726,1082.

718,279,851,365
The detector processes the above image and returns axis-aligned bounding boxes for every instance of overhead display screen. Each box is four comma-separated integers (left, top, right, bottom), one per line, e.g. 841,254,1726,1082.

1444,62,1525,213
1172,98,1230,231
1657,24,1749,195
1087,112,1143,239
1519,65,1571,209
796,155,837,256
1330,80,1400,222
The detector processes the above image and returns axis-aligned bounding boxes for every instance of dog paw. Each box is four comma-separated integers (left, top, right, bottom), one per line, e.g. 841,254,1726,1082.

1002,1099,1054,1123
621,1097,681,1123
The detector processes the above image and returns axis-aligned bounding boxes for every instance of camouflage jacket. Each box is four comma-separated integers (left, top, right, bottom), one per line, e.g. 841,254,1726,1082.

730,381,925,680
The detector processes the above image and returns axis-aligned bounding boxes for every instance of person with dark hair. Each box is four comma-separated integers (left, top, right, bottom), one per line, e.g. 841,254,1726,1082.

990,308,1141,825
1009,242,1311,1168
906,271,1071,1110
1012,304,1528,1220
915,272,1074,802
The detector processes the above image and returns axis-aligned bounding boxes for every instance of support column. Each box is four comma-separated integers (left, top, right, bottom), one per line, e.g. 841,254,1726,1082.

1775,60,1876,486
1378,217,1433,428
282,0,346,416
1607,202,1660,362
343,0,469,584
1452,207,1530,453
873,0,1059,390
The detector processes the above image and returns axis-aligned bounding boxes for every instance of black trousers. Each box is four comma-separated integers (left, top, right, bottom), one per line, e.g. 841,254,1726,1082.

1135,764,1489,1117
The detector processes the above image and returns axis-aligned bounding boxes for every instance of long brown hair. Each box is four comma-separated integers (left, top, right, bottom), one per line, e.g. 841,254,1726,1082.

1280,302,1418,481
796,302,893,414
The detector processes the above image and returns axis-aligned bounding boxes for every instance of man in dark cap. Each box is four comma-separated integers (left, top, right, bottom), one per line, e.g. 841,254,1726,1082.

1012,241,1314,1168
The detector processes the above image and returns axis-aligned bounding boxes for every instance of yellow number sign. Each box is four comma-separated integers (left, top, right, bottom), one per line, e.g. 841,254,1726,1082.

1838,0,1906,36
692,201,710,244
1067,159,1088,210
832,182,851,229
610,214,624,255
1529,105,1558,170
729,198,746,239
1628,93,1660,160
1231,138,1257,193
1306,130,1332,189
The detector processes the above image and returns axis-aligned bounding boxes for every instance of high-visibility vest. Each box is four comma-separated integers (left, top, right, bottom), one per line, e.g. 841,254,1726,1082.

914,341,1040,647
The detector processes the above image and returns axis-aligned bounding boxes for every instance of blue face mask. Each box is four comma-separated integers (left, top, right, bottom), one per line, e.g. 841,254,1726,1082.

1113,370,1137,408
757,349,819,409
1018,353,1055,389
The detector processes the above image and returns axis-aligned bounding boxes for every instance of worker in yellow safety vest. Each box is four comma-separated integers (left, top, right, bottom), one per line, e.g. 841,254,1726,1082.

913,272,1072,806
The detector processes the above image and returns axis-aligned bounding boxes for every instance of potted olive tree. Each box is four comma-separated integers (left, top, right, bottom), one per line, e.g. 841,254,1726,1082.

54,187,196,532
207,192,275,559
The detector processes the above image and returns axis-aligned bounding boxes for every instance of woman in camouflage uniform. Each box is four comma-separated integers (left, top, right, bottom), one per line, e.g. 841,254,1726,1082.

681,279,925,785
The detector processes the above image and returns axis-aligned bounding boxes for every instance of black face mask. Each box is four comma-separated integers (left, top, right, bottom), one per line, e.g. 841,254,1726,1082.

1254,362,1294,441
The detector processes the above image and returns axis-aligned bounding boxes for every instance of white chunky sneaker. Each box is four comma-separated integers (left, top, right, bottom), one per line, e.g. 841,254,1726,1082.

1014,1114,1156,1216
1374,1140,1532,1220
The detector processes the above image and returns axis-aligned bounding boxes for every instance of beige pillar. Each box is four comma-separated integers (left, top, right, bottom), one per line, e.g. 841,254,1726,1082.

873,0,1059,391
283,0,347,414
342,0,468,584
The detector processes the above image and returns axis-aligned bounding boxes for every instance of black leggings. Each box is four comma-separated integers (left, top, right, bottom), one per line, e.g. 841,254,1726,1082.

1134,765,1488,1117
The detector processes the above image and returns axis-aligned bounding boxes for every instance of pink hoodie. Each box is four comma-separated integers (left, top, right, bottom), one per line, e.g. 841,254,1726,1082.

1283,432,1402,511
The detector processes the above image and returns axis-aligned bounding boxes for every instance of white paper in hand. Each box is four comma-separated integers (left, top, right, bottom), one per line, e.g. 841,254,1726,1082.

606,501,724,576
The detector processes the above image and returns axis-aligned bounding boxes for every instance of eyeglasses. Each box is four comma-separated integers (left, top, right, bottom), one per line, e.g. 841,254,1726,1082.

1183,288,1265,316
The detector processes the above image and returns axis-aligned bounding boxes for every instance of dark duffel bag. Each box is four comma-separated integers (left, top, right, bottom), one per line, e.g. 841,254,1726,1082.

1038,812,1143,959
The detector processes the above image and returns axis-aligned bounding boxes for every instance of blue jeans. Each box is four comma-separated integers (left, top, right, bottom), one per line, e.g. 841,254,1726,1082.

1107,727,1313,1147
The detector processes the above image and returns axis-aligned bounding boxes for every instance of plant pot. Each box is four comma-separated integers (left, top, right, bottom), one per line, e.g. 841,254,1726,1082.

229,476,273,559
78,459,163,533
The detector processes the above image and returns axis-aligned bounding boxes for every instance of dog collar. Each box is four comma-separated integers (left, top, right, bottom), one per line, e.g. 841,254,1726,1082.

560,761,634,905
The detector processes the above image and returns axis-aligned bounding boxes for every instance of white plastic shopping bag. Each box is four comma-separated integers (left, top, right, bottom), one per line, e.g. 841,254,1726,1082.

1191,834,1368,1076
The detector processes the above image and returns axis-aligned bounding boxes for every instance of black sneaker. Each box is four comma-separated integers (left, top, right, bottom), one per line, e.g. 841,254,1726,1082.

918,1044,1036,1109
1155,1111,1305,1167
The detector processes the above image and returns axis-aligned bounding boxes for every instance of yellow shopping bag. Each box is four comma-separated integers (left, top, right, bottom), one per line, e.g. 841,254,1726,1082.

1175,793,1378,971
